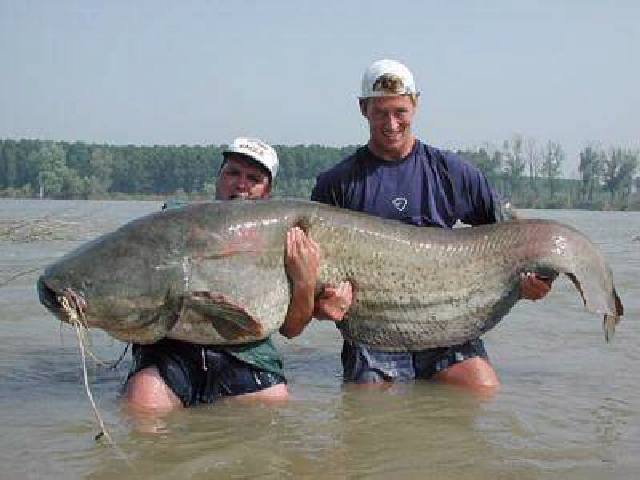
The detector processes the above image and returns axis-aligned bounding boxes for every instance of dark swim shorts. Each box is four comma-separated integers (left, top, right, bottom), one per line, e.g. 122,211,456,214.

341,337,489,383
126,339,286,406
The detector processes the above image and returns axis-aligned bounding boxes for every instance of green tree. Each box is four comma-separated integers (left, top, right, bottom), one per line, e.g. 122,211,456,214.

0,140,20,189
524,137,541,200
603,148,638,204
65,141,92,177
88,147,113,196
61,168,89,199
502,135,526,202
579,146,604,204
458,147,502,187
540,141,564,201
31,142,68,198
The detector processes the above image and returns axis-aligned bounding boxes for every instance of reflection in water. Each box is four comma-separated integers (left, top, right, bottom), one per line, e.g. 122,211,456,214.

591,396,629,463
86,382,550,479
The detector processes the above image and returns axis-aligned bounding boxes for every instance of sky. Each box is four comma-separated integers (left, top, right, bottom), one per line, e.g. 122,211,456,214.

1,0,638,176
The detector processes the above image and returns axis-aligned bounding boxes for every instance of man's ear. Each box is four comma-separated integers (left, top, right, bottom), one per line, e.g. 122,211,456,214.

359,99,368,117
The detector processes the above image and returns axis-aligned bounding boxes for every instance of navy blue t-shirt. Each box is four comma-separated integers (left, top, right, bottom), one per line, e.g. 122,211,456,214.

311,140,506,228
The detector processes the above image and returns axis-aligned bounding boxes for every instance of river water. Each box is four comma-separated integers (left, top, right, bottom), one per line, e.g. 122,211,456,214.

0,199,638,479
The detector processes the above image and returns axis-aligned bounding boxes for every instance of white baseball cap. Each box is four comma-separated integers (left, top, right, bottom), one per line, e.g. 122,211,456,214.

360,59,419,99
222,137,279,179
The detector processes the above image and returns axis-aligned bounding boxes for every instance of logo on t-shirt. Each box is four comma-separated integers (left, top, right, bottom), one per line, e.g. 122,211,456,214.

391,197,408,212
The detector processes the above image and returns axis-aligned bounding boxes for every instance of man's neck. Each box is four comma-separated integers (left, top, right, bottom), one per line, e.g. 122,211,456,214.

367,136,416,162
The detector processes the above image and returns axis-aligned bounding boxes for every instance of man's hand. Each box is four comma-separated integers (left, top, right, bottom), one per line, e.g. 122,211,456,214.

314,281,354,322
520,272,553,301
284,227,320,287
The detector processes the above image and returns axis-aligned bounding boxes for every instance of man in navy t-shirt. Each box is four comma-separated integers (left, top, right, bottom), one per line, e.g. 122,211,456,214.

311,59,553,392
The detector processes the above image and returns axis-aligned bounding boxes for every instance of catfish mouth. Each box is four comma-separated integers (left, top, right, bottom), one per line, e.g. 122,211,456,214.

37,276,87,324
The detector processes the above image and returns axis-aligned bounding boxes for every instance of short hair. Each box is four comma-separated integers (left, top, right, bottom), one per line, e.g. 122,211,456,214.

359,89,419,112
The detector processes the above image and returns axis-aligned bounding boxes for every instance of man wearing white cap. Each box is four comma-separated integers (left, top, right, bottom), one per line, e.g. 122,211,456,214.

215,137,279,199
125,137,350,410
310,60,553,391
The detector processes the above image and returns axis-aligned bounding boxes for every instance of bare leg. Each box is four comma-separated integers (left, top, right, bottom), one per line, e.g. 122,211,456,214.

124,366,183,412
433,357,500,395
226,383,289,406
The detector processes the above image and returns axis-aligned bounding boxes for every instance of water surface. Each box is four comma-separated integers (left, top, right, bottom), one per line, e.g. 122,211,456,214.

0,199,638,479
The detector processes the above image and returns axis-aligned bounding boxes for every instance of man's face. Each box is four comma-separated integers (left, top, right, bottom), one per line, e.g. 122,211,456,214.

361,95,417,159
215,155,271,200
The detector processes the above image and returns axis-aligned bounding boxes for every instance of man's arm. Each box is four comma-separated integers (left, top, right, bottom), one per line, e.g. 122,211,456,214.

279,227,318,339
279,228,353,339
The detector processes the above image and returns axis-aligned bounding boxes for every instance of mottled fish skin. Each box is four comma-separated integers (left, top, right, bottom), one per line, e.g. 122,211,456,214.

37,199,623,351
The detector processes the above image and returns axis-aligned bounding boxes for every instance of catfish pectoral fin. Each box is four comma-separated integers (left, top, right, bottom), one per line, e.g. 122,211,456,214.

178,291,264,341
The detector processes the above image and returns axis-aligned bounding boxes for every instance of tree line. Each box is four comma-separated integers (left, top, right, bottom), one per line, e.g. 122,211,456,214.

0,136,638,210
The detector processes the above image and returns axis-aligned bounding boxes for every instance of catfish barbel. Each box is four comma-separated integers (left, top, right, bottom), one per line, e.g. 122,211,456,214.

37,199,623,351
